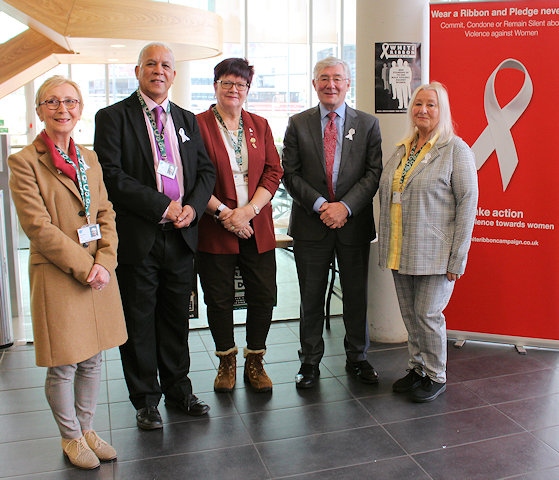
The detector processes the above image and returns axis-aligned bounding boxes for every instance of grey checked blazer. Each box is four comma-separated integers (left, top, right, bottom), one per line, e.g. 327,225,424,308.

378,136,478,275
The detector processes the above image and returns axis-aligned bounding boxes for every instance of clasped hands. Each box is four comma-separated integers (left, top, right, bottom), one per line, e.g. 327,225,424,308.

166,201,195,228
220,205,254,239
87,263,110,291
319,201,348,229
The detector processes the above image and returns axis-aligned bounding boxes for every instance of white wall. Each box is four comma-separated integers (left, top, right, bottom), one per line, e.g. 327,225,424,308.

356,0,429,342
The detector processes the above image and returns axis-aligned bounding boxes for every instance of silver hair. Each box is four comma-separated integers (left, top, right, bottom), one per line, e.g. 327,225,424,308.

313,57,351,81
402,81,455,144
137,42,175,68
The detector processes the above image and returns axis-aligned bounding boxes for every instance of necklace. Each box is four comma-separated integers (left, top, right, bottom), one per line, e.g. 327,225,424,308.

399,138,425,185
212,105,244,166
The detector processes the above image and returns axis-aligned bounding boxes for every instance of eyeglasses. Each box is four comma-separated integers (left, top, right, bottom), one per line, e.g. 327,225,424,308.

216,80,250,91
316,75,348,86
39,98,80,110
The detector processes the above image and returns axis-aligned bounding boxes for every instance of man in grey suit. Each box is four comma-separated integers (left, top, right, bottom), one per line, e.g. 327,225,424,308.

282,57,382,389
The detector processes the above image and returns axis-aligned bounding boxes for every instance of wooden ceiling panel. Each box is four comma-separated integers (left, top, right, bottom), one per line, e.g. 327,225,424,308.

0,0,223,98
0,29,71,97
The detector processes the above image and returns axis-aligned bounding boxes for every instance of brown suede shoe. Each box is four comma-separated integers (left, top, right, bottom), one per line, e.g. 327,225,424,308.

61,436,100,470
243,348,272,392
84,430,117,461
214,346,238,392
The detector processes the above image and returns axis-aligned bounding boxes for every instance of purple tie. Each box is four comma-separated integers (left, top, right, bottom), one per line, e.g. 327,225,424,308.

153,106,180,201
324,112,337,201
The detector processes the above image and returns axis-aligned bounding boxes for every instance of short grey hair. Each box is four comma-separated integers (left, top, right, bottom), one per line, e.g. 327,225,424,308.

137,42,175,68
313,57,351,81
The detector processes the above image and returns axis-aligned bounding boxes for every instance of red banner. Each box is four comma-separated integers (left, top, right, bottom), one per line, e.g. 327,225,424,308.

430,1,559,341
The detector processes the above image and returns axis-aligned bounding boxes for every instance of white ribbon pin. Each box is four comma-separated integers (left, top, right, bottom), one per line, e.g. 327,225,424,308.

345,128,355,141
179,128,190,142
471,58,533,191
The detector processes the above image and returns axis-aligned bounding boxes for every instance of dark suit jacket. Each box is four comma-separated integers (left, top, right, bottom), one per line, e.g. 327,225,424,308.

196,107,283,255
93,92,215,264
282,104,382,245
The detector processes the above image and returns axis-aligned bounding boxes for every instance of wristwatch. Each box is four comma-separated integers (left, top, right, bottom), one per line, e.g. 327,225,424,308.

214,203,226,219
249,202,260,215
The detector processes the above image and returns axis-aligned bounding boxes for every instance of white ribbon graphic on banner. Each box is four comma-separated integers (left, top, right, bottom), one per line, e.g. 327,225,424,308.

471,58,533,191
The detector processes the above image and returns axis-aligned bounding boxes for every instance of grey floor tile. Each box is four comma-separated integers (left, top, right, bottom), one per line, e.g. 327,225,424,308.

464,369,559,404
113,445,268,480
385,405,523,454
414,432,559,480
241,399,376,442
111,415,252,462
2,323,559,479
256,425,405,477
282,456,431,480
495,393,559,430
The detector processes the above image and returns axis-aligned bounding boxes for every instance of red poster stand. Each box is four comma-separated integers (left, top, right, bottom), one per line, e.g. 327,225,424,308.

430,1,559,347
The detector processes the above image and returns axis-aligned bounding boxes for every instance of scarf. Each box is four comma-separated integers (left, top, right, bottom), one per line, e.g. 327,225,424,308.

40,130,78,183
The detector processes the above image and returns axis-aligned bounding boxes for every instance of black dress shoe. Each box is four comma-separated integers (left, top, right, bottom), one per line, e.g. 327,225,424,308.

295,363,320,389
345,360,379,384
165,394,210,416
136,406,163,430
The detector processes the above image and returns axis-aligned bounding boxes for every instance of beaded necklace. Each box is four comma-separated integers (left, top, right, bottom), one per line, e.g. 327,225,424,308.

212,105,244,167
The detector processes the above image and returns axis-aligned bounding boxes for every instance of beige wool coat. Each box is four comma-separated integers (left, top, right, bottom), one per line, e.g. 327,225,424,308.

8,135,127,367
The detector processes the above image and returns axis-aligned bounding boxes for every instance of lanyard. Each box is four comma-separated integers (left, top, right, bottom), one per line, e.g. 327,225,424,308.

399,139,425,185
212,105,244,166
136,89,170,161
56,145,91,223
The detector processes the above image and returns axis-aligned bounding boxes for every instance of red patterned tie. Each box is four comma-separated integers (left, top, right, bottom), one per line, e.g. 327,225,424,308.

153,106,180,201
323,112,337,201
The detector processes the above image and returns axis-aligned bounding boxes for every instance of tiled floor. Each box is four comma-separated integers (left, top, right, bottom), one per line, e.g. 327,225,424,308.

2,319,559,479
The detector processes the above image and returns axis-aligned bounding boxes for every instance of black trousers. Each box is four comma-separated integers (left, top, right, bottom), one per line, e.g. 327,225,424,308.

117,229,193,410
293,231,371,365
197,237,277,352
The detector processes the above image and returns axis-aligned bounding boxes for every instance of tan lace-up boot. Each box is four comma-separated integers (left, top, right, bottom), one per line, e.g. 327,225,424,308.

243,348,272,392
214,346,238,392
61,436,100,470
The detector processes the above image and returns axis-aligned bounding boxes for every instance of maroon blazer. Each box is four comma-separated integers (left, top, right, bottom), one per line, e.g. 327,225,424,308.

196,107,283,254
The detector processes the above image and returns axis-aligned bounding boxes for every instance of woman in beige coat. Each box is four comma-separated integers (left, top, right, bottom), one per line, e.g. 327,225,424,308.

8,76,127,470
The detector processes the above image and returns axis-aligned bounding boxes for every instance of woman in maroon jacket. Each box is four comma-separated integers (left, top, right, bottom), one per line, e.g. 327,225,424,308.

196,58,283,393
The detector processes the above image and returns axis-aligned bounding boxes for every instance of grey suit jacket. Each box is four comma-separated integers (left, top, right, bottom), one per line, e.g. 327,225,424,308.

378,136,478,275
282,104,382,245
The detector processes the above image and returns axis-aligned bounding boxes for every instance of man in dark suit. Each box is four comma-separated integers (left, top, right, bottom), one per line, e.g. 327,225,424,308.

94,43,215,429
282,57,382,389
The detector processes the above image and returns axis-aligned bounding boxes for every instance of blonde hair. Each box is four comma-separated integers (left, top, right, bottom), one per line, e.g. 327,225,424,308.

35,75,84,114
401,81,455,144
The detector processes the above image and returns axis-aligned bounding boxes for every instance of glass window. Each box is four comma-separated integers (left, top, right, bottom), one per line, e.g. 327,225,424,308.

185,0,356,143
70,64,107,145
107,64,137,105
0,86,26,148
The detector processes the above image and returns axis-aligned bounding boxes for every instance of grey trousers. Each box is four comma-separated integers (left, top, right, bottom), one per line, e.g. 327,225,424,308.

392,272,455,383
45,353,102,439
